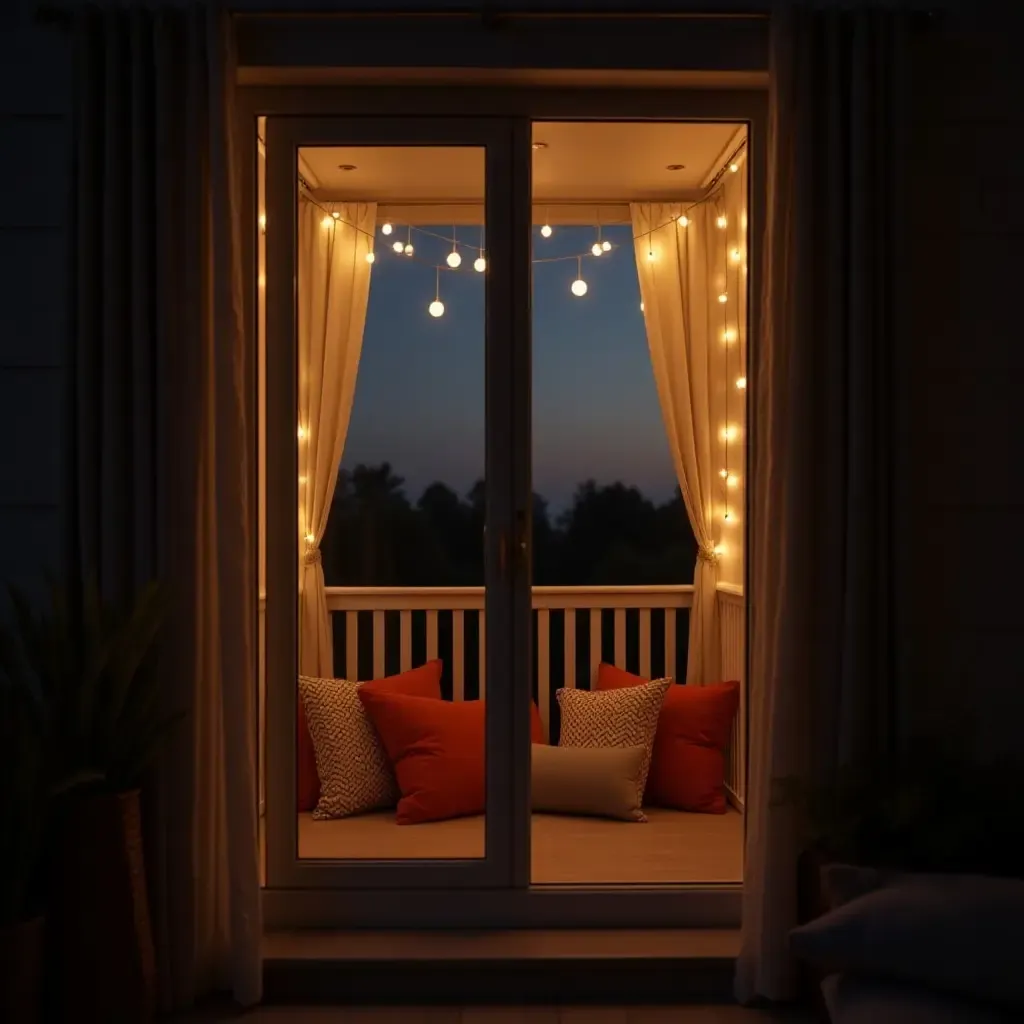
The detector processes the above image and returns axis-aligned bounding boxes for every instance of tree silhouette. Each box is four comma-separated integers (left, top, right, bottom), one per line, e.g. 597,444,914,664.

322,464,696,589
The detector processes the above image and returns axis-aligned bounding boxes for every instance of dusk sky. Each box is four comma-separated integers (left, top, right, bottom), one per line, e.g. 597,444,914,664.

343,224,677,513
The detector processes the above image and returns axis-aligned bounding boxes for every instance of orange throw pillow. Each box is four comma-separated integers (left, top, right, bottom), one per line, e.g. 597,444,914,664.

596,663,739,814
297,660,443,812
357,691,546,824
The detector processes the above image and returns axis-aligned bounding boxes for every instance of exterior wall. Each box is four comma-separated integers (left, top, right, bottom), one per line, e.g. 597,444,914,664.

0,2,71,602
902,6,1024,758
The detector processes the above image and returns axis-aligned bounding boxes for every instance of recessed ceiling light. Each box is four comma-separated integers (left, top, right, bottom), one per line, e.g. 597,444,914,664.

532,142,548,150
338,164,357,171
666,164,686,171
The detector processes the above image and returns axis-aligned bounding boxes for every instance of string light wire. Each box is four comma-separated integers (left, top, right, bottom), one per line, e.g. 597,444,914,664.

267,141,749,306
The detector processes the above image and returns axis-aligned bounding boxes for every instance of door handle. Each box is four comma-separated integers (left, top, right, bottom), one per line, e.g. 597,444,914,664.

515,509,529,572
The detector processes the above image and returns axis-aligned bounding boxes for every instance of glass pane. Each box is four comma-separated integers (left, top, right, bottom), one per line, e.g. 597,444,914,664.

528,122,747,886
288,145,488,861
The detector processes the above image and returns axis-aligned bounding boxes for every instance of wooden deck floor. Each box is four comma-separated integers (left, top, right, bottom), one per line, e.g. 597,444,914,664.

294,807,743,884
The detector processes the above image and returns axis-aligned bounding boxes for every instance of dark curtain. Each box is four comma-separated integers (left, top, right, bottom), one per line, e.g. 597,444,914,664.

737,4,914,1001
68,1,260,1009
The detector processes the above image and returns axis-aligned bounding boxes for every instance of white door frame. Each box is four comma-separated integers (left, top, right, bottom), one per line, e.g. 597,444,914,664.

262,114,532,893
241,83,764,930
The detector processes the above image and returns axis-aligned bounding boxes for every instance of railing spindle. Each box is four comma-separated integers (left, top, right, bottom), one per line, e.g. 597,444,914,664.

452,610,465,701
426,609,438,662
478,610,486,697
563,609,576,690
639,608,652,679
589,608,601,689
372,610,386,679
613,608,626,669
345,612,358,681
399,610,412,673
664,608,677,680
536,609,551,741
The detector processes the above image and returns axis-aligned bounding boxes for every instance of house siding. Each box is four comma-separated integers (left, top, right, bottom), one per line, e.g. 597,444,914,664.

1,0,1022,755
903,5,1024,756
0,2,71,600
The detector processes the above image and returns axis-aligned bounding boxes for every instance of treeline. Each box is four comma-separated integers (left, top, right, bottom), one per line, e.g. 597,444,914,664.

320,463,697,587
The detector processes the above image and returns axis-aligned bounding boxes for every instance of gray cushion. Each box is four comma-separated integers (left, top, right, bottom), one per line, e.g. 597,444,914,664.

792,874,1024,1012
822,973,1017,1024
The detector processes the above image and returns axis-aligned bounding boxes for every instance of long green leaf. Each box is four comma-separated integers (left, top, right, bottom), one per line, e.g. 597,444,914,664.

113,711,186,789
100,581,164,750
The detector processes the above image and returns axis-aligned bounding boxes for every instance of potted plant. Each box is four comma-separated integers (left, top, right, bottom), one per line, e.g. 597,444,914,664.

0,658,48,1024
1,577,172,1022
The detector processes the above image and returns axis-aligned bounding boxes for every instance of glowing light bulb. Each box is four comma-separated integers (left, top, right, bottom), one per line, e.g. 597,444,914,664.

474,256,486,273
332,211,340,220
591,243,603,256
428,300,445,318
647,249,656,261
365,252,375,264
601,239,611,251
723,328,737,344
718,292,728,304
321,216,333,229
392,241,404,253
729,162,739,173
730,248,742,263
716,215,728,229
304,532,316,545
447,250,462,269
297,426,307,441
381,222,393,235
298,476,307,486
678,215,689,227
723,511,731,523
640,301,645,312
404,243,414,256
258,213,266,232
540,224,553,238
726,474,738,489
571,278,588,297
714,544,727,557
721,425,738,442
735,376,747,390
719,469,729,479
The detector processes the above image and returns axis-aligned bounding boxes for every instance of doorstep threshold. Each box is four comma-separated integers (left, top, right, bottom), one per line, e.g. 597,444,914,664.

263,928,741,1005
264,927,742,961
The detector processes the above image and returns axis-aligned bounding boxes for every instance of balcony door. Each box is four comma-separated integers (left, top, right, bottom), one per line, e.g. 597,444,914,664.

263,117,533,895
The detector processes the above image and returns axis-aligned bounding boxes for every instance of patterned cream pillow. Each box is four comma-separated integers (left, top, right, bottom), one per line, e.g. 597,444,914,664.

298,674,399,819
556,677,672,821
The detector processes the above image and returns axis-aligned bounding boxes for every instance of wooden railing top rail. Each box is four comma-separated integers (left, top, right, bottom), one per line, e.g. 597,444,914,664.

322,584,696,612
256,583,744,610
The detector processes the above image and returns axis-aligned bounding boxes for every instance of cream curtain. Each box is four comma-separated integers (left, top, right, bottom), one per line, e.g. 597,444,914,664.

736,6,910,1003
633,182,747,685
70,2,261,1010
297,200,375,677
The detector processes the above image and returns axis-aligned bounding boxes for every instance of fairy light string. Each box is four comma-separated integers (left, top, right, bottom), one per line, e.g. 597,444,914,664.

276,140,748,316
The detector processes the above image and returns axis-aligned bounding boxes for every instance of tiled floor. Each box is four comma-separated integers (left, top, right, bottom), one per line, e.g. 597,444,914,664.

183,1006,811,1022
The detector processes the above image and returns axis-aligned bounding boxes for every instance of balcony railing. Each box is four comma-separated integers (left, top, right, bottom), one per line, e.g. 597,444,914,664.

319,583,745,809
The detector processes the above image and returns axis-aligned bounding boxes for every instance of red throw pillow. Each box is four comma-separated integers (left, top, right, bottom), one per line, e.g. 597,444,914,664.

297,659,443,812
596,663,739,814
357,691,546,825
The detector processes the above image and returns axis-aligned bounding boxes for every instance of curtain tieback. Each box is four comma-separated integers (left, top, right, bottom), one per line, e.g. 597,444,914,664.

303,547,321,566
697,543,720,567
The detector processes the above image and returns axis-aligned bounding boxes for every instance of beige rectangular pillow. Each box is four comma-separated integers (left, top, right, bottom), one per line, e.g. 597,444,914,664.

531,743,648,822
